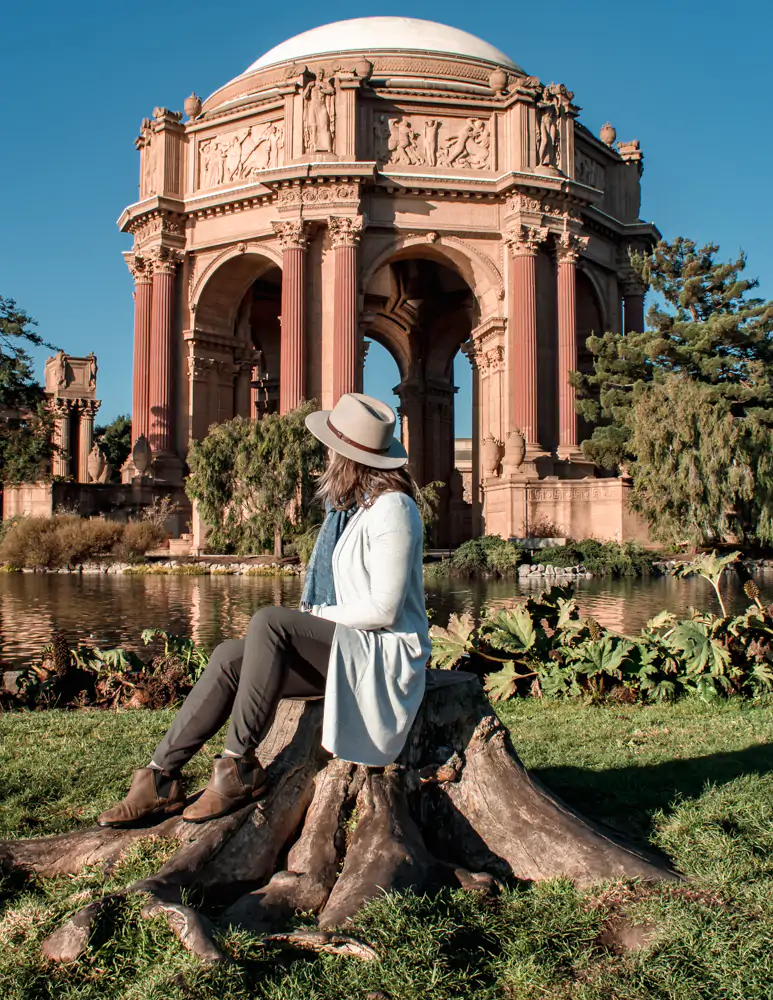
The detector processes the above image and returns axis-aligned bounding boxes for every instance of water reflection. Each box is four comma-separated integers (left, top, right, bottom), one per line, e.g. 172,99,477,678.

1,571,770,669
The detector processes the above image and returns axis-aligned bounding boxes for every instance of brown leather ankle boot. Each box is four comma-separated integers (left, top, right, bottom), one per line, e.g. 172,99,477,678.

182,750,267,823
98,767,184,827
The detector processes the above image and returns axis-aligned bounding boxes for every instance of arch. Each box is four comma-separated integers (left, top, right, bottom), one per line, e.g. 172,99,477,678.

192,244,283,335
361,232,503,321
576,260,609,333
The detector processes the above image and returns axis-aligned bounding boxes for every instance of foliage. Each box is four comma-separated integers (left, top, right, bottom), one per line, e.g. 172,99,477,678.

431,552,773,704
429,535,523,579
537,539,657,577
94,414,131,476
0,514,166,568
186,404,326,556
575,238,773,545
291,524,322,565
10,628,210,710
3,701,773,998
0,296,55,484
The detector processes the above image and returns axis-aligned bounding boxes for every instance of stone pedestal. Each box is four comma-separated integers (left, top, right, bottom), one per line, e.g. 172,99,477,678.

273,221,309,413
330,216,364,402
483,475,650,543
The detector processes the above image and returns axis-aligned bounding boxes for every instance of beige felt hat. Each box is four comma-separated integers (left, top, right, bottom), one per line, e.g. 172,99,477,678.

305,393,408,470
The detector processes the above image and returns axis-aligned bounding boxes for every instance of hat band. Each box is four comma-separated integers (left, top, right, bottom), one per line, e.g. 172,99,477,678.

326,417,390,456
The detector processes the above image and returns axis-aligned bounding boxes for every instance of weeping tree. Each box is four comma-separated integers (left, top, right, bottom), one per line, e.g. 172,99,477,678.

575,238,773,545
185,403,326,556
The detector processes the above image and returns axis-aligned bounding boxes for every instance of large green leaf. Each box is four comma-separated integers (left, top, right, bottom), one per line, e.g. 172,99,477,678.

669,621,732,676
484,605,536,654
483,662,536,702
429,613,475,669
566,637,633,678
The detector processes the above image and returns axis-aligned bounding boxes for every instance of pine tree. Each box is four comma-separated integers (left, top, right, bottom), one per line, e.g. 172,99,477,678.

0,296,56,484
575,238,773,544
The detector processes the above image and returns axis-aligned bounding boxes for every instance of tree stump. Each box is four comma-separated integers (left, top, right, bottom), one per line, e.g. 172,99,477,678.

0,671,678,964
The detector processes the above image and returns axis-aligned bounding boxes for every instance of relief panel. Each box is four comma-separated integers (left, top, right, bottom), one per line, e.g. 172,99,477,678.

373,114,493,170
198,120,284,189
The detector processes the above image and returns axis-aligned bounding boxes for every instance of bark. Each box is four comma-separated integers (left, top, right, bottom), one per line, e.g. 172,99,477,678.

0,672,678,966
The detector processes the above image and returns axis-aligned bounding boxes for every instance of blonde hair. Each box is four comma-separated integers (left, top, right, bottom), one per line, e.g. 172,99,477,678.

316,450,418,510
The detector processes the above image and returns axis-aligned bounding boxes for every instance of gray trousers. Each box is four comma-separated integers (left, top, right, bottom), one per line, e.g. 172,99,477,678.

152,606,336,773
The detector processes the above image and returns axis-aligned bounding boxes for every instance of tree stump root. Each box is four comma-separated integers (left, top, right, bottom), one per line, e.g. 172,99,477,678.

0,673,679,965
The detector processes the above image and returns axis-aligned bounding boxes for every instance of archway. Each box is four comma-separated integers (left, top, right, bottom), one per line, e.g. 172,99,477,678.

362,251,479,546
189,253,282,440
576,269,605,447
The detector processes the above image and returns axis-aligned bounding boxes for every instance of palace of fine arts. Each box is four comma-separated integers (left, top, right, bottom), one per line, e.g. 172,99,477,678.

2,10,773,997
5,16,654,548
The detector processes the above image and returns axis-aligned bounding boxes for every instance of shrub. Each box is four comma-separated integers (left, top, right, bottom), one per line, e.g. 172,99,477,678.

293,524,322,566
538,539,656,577
430,552,773,704
436,535,523,579
0,514,167,569
113,521,166,562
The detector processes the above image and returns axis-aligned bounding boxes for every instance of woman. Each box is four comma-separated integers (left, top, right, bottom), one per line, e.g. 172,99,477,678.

99,393,430,827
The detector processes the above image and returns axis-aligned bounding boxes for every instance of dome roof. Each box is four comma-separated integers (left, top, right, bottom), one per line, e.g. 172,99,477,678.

243,17,519,74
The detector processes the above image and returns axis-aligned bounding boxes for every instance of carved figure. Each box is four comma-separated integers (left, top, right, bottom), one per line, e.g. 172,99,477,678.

199,122,284,188
537,102,559,168
390,118,422,165
143,135,155,196
87,353,97,390
303,70,335,152
373,115,392,162
53,350,68,390
423,120,440,166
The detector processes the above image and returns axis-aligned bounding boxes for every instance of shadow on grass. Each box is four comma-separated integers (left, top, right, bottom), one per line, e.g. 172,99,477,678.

532,742,773,837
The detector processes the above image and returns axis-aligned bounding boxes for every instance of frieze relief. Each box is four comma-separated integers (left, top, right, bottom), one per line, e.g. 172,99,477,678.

274,183,359,208
529,486,613,502
575,151,605,189
198,121,284,189
374,115,492,170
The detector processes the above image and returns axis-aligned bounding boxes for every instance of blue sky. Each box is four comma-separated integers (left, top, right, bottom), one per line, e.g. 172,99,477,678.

2,0,771,436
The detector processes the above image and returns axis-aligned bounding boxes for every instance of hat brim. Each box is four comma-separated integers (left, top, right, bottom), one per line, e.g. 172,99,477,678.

305,410,408,470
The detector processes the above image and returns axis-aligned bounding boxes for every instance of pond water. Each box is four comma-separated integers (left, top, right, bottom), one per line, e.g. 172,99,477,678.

1,569,771,669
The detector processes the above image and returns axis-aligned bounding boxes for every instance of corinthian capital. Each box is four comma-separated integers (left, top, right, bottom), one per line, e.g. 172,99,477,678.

148,247,183,275
328,215,365,248
272,220,311,250
555,231,589,265
79,399,102,418
126,253,152,284
504,225,549,258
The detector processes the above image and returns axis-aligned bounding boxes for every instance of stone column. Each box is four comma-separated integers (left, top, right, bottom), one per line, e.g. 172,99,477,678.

556,231,589,459
623,282,646,333
273,221,310,413
78,400,100,482
51,399,72,478
505,225,548,452
127,254,152,444
329,216,364,402
148,249,180,455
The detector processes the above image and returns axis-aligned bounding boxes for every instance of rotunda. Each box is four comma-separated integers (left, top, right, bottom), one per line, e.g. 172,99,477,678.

119,17,656,544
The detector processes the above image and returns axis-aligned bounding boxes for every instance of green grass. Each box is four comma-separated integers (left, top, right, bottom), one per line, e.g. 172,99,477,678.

1,699,773,998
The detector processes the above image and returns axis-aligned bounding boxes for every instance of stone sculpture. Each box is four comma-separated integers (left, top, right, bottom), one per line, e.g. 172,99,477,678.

303,70,335,152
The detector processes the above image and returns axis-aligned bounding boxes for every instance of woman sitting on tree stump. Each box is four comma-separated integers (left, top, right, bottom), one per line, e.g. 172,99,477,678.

99,393,429,827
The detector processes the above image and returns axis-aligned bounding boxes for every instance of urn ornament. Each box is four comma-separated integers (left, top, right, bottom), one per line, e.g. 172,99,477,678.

133,435,153,475
502,429,526,473
488,67,508,93
184,93,202,120
87,444,106,483
599,122,617,146
481,437,504,478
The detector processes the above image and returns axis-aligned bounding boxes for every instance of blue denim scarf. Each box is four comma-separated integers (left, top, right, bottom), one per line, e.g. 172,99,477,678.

300,502,358,610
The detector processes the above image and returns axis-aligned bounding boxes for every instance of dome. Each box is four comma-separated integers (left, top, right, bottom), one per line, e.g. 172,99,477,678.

242,17,519,74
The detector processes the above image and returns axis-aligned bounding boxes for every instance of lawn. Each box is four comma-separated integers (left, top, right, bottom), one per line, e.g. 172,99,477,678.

1,698,772,999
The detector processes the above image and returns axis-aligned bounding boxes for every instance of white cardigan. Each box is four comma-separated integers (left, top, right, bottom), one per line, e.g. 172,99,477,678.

311,490,430,766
